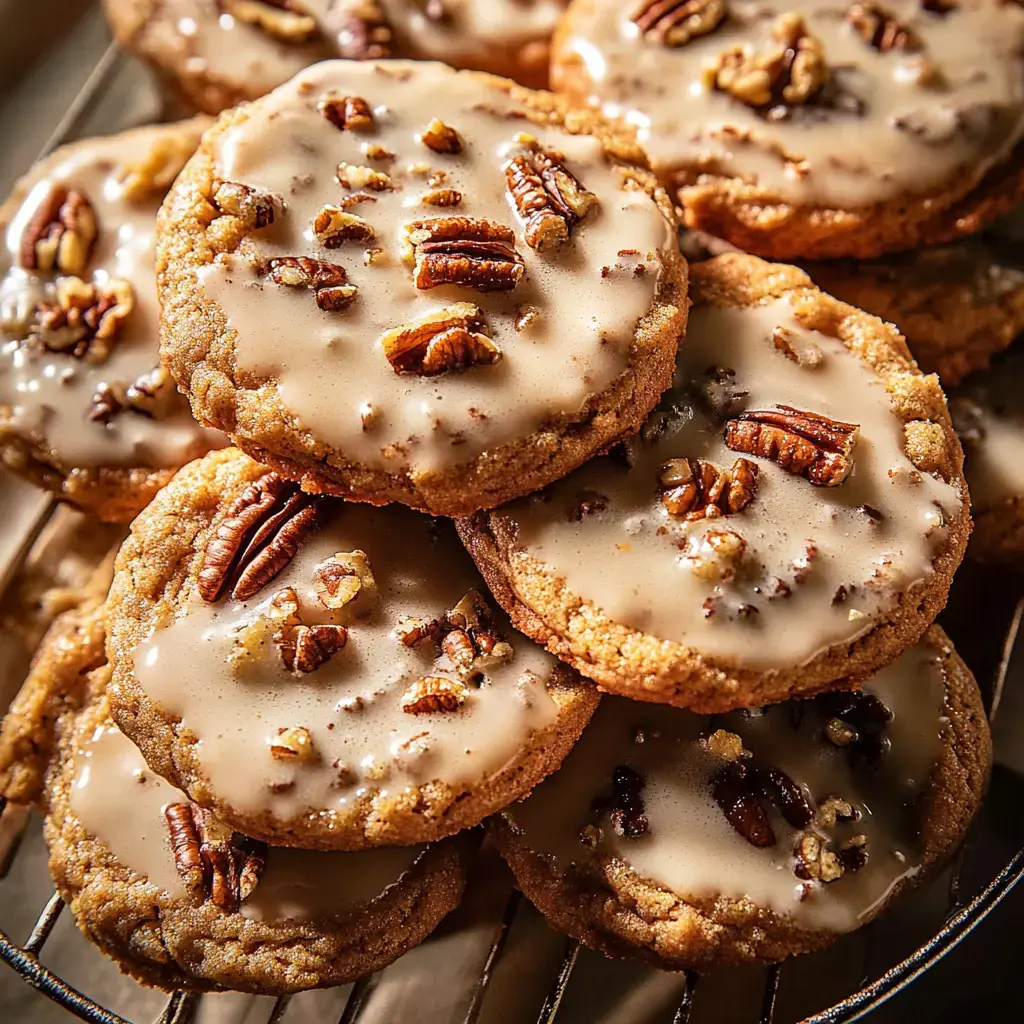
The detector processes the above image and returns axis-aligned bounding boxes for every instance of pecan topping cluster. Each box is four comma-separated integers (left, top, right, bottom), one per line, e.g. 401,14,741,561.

269,587,349,673
794,830,867,883
629,0,727,48
218,0,318,43
406,218,525,292
505,135,599,252
31,276,134,362
706,13,830,110
330,0,393,60
658,456,758,521
380,302,500,376
724,406,859,487
198,472,325,604
212,181,278,229
592,764,649,839
817,688,893,766
165,802,266,911
846,2,921,52
18,186,98,276
266,256,357,312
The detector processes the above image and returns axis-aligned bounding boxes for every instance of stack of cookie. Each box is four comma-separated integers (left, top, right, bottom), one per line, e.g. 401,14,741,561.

0,10,1002,999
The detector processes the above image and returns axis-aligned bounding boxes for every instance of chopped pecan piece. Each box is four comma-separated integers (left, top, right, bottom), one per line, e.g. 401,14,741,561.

18,186,98,275
280,622,348,672
846,3,921,52
401,675,468,714
407,218,524,291
422,188,463,207
337,162,394,191
817,689,893,766
266,256,357,312
629,0,727,47
330,0,393,59
418,118,462,154
32,276,134,362
707,13,829,109
704,728,745,761
271,725,318,761
90,366,176,424
659,456,758,521
164,802,266,911
505,136,599,252
681,527,748,582
724,406,859,486
314,206,375,247
794,830,844,882
592,764,649,839
212,181,278,229
218,0,318,42
380,302,500,375
394,615,442,647
319,93,373,130
312,550,376,610
816,794,857,829
198,473,325,603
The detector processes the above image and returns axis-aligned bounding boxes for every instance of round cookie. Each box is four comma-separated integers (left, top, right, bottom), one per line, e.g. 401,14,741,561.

0,120,225,522
805,239,1024,387
104,0,569,114
551,0,1024,259
950,353,1024,563
458,254,969,712
156,60,687,517
492,627,990,970
47,692,471,994
105,448,599,850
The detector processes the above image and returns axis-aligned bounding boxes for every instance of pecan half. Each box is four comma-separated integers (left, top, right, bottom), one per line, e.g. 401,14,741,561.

165,802,266,911
219,0,318,42
418,118,462,154
266,256,357,312
319,93,373,130
401,676,468,714
407,218,524,292
659,456,758,520
846,3,921,52
707,13,829,109
312,550,376,610
380,302,500,375
724,406,859,486
592,764,649,839
32,276,134,362
314,206,375,247
212,181,278,229
712,758,813,847
629,0,727,47
329,0,393,59
505,136,599,252
198,473,325,603
18,186,98,275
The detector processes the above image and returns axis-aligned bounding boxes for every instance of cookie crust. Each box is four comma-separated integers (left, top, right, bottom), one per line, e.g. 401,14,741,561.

458,254,971,712
491,626,990,969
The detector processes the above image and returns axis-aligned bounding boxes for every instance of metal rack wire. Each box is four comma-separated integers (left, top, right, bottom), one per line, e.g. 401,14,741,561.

1,33,1023,1024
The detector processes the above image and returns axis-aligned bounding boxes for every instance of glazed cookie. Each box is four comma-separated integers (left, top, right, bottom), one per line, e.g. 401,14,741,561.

552,0,1024,259
104,0,568,115
458,254,969,712
950,354,1024,563
156,60,686,516
0,120,225,522
493,627,990,969
47,692,471,993
106,448,599,850
806,239,1024,386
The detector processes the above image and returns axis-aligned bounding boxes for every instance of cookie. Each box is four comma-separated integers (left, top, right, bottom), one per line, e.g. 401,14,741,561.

0,120,225,522
458,254,969,712
551,0,1024,259
805,239,1024,387
492,627,990,970
105,448,599,850
46,690,471,993
950,354,1024,562
104,0,569,114
156,60,687,516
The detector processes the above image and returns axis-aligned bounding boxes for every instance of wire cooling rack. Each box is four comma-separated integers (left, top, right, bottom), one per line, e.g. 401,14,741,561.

1,20,1023,1024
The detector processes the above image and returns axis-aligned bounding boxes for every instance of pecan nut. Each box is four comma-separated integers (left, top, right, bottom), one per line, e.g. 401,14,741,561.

659,456,758,520
505,135,599,252
197,473,325,603
407,218,524,291
328,0,393,59
218,0,318,42
312,550,377,611
271,725,318,761
319,93,373,130
212,181,278,229
418,118,462,154
314,206,375,247
794,831,868,882
817,689,893,766
32,276,134,362
164,802,266,911
401,676,468,714
724,405,859,486
629,0,727,47
337,162,394,191
89,366,175,424
266,256,357,312
380,302,500,375
18,186,98,275
846,2,921,52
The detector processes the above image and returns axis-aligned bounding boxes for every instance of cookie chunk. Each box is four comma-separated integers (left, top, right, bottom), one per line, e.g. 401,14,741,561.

458,254,969,712
950,354,1024,563
105,448,599,849
46,691,471,993
0,120,225,522
156,60,686,516
493,628,989,969
552,0,1024,258
104,0,569,113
